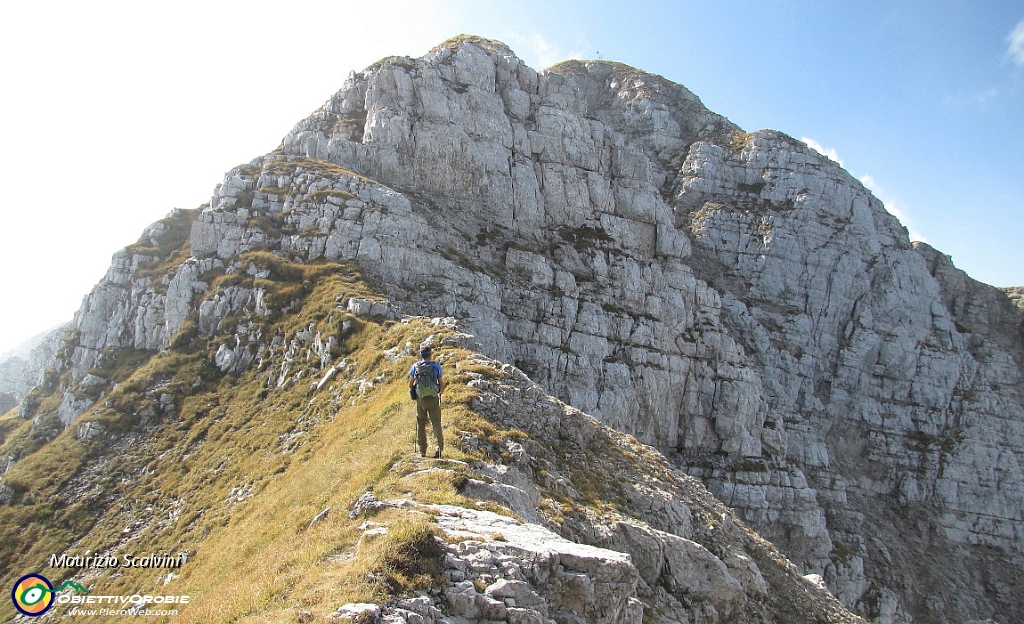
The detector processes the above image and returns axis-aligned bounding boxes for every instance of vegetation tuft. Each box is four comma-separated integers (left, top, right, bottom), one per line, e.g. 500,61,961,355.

730,131,756,154
557,224,614,253
126,208,200,281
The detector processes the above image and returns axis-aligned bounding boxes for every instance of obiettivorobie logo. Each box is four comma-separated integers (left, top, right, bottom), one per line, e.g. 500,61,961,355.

11,571,190,618
11,573,88,617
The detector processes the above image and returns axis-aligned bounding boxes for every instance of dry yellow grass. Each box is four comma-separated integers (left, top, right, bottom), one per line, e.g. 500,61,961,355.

0,255,510,623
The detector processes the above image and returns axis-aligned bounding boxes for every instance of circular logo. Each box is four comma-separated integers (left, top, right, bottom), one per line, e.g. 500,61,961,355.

11,573,54,617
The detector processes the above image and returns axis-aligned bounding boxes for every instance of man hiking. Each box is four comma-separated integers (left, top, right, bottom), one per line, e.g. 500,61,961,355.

409,346,445,458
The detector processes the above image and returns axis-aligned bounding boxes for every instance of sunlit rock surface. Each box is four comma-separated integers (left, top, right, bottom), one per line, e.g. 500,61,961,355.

22,36,1021,623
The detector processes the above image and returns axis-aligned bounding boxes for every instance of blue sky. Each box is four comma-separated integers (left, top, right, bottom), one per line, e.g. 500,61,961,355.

0,0,1021,356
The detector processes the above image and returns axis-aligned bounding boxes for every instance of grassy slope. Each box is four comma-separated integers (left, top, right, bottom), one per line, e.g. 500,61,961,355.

0,255,511,623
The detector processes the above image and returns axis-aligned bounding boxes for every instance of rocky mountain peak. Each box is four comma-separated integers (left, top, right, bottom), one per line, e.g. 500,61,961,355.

429,34,518,58
1,36,1021,624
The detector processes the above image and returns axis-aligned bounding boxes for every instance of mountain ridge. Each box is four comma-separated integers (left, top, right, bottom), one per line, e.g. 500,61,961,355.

1,35,1021,623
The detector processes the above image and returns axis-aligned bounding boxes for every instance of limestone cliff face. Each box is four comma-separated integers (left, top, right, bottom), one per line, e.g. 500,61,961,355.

25,36,1024,623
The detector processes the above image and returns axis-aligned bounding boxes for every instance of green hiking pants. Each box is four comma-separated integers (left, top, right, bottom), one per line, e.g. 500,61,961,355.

416,395,443,455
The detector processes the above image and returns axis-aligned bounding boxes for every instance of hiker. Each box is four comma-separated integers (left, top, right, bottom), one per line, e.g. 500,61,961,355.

409,346,445,458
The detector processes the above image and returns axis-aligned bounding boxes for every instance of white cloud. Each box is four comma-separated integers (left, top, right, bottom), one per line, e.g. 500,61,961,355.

859,175,927,243
800,137,844,167
504,32,586,69
1007,19,1024,66
530,33,563,68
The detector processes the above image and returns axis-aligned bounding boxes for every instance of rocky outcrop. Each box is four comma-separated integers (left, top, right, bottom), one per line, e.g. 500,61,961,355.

669,131,1024,618
65,210,199,378
272,38,1023,622
341,338,863,624
352,504,645,624
1002,286,1024,311
25,36,1022,623
0,324,70,407
0,356,29,411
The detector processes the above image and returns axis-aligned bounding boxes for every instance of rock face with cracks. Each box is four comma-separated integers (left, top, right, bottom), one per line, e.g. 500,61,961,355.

11,35,1023,623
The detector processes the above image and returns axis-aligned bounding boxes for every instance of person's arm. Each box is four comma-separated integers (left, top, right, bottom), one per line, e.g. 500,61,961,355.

436,363,445,395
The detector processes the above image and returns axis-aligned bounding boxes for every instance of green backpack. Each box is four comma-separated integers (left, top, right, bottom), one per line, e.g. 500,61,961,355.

413,361,440,398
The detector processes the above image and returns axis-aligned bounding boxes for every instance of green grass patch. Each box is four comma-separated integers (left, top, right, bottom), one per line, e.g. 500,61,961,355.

0,407,30,447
